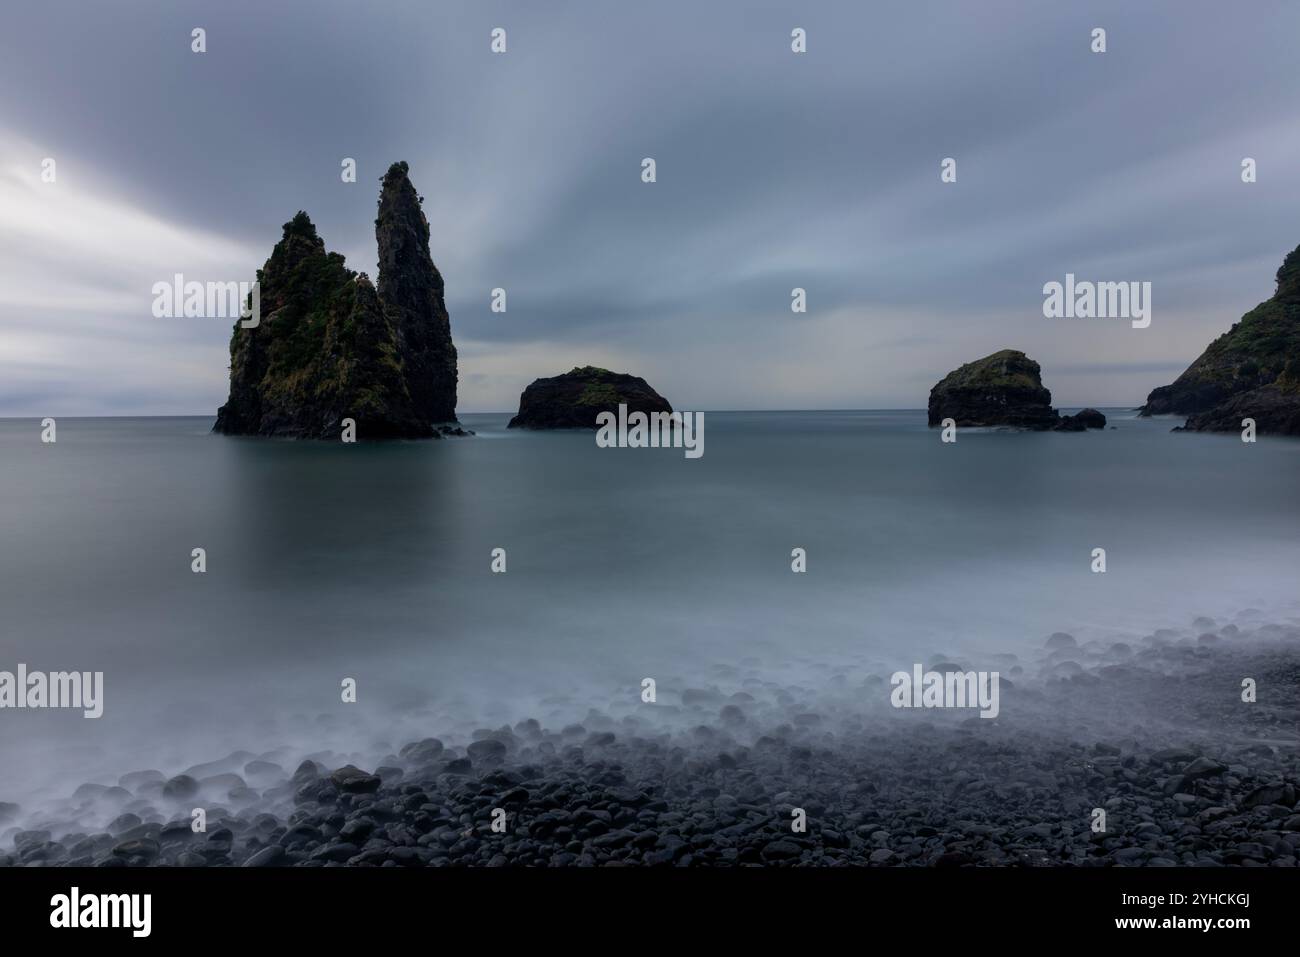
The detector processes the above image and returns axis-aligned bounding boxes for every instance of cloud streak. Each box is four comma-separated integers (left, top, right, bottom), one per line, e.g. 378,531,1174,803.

1,0,1299,414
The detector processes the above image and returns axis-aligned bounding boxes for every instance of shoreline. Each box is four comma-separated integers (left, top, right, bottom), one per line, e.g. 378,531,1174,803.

3,611,1298,867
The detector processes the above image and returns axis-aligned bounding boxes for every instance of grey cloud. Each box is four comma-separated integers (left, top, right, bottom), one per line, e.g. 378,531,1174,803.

2,0,1299,413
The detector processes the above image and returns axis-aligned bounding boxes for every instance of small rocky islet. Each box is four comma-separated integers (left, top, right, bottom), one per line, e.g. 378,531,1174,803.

4,612,1297,868
508,366,673,430
928,349,1106,432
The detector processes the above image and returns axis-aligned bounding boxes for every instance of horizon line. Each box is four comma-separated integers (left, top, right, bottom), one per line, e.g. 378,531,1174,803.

0,405,1149,420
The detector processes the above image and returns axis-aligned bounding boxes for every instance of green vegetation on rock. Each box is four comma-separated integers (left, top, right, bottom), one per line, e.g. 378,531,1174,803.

214,163,459,439
576,383,620,406
1143,244,1300,434
927,349,1062,429
508,366,673,429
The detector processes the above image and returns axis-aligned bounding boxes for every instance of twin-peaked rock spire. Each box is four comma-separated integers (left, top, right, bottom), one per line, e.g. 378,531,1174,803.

214,162,459,438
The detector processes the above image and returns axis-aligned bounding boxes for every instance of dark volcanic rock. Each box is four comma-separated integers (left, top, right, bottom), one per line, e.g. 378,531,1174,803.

508,366,673,429
1142,245,1300,435
927,350,1062,429
214,162,459,439
466,739,508,764
162,774,200,800
112,838,160,860
1054,408,1107,431
1180,385,1300,435
329,766,381,794
11,613,1300,870
376,161,459,425
400,738,445,764
241,845,286,868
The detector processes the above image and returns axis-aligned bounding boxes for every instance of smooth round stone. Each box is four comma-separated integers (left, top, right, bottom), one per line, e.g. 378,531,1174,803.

162,775,200,800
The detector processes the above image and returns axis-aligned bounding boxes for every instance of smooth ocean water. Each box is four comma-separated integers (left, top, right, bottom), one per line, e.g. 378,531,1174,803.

1,410,1298,806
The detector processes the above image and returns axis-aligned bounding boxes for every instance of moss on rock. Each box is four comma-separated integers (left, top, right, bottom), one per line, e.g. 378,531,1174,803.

1142,244,1300,435
508,367,672,429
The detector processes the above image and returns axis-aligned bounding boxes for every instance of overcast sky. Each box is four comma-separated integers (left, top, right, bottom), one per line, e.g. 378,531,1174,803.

2,0,1299,415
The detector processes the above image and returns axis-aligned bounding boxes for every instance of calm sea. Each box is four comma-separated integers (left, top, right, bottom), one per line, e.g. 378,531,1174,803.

2,410,1298,804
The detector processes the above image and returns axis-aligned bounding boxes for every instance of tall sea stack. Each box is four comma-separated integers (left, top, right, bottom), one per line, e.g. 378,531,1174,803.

214,162,459,438
376,161,458,425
